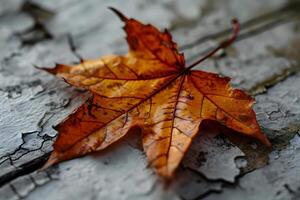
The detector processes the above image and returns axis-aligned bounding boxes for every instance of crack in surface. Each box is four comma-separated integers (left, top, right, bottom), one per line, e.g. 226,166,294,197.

0,97,72,186
67,34,84,62
16,0,54,46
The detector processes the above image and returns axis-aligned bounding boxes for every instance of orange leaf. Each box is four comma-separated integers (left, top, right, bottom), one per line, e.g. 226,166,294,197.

40,8,270,178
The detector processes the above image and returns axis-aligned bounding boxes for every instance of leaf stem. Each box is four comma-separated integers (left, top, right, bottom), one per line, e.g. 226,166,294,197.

186,19,240,70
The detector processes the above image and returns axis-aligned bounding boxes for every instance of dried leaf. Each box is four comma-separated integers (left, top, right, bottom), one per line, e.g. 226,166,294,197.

41,8,270,178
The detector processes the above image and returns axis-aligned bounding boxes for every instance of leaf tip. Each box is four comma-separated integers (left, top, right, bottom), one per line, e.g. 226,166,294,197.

40,152,60,170
34,65,46,72
109,7,128,21
35,65,56,75
256,132,272,147
37,64,70,75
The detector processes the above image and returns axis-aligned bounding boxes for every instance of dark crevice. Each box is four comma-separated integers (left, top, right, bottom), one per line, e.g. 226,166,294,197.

16,23,53,46
179,166,229,200
192,169,255,200
9,183,22,199
0,97,72,186
0,99,70,163
0,153,50,187
67,34,84,62
284,183,295,194
0,131,52,187
15,1,55,46
21,1,54,23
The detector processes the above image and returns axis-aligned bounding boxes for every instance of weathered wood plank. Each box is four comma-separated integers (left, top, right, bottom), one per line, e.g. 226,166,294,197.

0,0,300,200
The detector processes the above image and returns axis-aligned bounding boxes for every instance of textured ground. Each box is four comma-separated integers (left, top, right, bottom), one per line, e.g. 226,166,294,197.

0,0,300,200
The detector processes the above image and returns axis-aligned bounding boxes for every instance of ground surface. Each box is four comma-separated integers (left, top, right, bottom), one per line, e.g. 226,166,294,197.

0,0,300,200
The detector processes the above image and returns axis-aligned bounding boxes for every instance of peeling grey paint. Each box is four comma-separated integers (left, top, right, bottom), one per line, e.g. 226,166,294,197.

0,0,300,200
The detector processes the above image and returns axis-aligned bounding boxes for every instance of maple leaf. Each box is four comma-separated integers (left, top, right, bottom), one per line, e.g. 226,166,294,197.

40,8,271,178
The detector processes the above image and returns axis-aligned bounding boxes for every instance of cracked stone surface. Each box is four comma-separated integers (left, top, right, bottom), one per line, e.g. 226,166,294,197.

0,0,300,200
